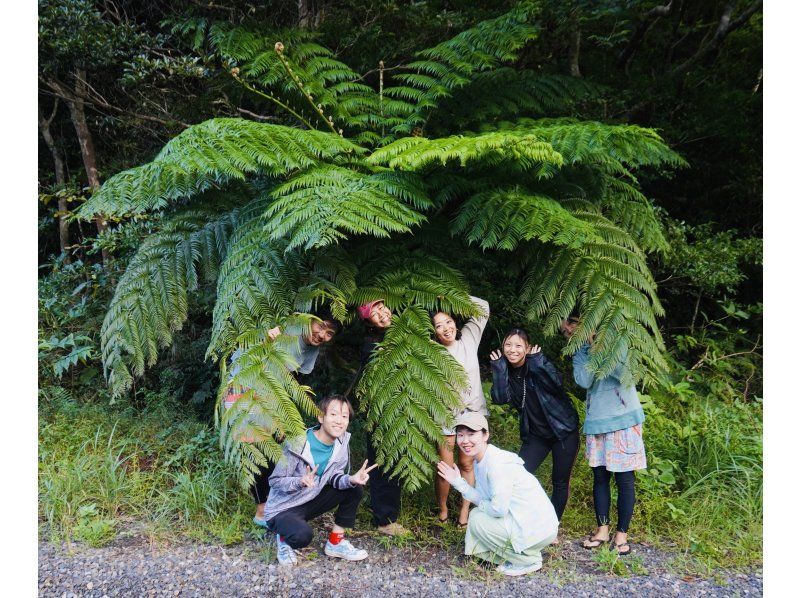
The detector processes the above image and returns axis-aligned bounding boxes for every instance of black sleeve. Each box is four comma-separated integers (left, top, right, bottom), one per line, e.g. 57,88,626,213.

490,358,513,406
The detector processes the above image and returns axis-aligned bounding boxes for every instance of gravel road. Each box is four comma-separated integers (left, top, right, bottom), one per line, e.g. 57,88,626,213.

39,523,762,597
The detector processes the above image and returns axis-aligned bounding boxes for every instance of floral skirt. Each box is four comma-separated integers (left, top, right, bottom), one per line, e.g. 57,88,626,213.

585,424,647,472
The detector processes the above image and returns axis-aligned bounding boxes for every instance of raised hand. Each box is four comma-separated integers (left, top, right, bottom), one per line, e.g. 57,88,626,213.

489,349,503,361
528,344,541,355
436,461,461,485
350,460,380,486
301,465,319,488
267,326,282,341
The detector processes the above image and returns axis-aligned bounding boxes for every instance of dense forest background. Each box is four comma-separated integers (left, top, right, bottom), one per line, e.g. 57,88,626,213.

38,0,762,569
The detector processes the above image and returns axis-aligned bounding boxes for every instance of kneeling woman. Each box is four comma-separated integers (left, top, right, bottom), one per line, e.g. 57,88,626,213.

437,412,558,576
490,328,579,524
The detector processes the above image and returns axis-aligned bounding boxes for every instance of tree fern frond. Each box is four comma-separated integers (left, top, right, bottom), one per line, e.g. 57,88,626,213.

101,194,262,397
487,118,687,171
217,331,320,489
452,188,602,250
521,203,667,384
383,4,540,138
353,255,480,319
367,130,563,173
429,70,597,131
599,176,668,253
77,119,361,219
356,305,465,491
262,165,429,251
210,24,389,142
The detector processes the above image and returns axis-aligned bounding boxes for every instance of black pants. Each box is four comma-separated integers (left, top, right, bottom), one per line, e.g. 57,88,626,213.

592,467,636,533
268,484,363,549
517,429,579,520
366,431,401,526
250,462,276,504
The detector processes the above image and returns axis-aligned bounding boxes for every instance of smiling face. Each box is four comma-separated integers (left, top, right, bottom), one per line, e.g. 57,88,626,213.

317,399,351,441
433,312,457,346
456,426,489,460
367,301,392,329
503,334,529,367
305,321,337,346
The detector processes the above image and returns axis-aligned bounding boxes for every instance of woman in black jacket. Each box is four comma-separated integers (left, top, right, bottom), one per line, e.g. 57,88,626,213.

490,328,579,523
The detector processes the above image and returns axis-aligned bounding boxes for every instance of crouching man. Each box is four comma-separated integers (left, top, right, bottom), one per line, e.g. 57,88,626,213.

264,394,377,565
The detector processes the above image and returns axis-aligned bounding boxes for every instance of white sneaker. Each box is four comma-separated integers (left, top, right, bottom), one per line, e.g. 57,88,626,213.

324,538,368,561
276,534,298,566
496,561,542,576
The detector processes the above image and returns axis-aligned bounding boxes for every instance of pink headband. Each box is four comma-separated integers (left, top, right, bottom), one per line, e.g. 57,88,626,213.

358,299,384,321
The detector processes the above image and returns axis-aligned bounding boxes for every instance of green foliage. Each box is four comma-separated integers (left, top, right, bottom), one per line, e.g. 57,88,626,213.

522,200,667,383
663,221,763,295
77,4,686,488
210,25,386,144
357,305,465,491
76,119,361,219
39,333,95,378
265,166,430,250
385,3,540,137
427,71,597,131
367,129,564,173
100,194,255,397
452,188,601,250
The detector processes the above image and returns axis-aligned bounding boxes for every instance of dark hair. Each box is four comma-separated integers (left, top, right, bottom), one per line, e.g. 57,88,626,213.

313,305,342,334
317,394,354,418
502,327,530,346
430,310,462,342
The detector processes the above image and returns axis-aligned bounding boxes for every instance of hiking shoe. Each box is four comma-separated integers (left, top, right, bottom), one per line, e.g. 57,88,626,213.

275,534,298,566
377,522,413,537
496,561,542,576
324,538,368,561
253,516,268,528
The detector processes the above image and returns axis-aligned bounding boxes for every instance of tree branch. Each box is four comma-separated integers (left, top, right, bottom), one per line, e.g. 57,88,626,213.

671,0,762,77
40,77,190,129
617,1,673,70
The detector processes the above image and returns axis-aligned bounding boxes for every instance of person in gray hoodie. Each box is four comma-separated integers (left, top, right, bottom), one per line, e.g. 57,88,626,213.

264,394,377,566
437,411,559,577
560,316,647,556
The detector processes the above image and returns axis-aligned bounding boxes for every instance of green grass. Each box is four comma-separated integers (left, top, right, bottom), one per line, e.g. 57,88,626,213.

39,379,761,571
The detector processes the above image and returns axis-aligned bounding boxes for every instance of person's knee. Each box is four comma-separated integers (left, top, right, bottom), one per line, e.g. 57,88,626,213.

346,484,364,501
458,453,474,474
288,525,313,549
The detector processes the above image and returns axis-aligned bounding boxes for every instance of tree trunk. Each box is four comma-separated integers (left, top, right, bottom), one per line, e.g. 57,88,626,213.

298,0,312,28
568,29,582,78
38,100,71,261
65,70,109,263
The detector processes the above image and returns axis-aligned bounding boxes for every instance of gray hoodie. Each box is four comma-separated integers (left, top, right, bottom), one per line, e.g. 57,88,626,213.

263,427,354,523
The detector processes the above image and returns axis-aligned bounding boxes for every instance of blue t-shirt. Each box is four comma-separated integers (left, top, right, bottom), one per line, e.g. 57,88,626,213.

306,429,334,476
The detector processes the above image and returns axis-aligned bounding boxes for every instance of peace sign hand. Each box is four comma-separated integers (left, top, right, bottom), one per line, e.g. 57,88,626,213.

301,465,319,488
489,349,503,361
350,460,379,486
267,326,282,341
528,344,541,355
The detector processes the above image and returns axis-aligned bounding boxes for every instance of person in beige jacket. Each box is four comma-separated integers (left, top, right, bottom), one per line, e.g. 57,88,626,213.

431,295,490,526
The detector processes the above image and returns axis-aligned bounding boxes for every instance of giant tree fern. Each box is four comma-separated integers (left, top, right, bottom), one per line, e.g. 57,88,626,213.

83,2,685,488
